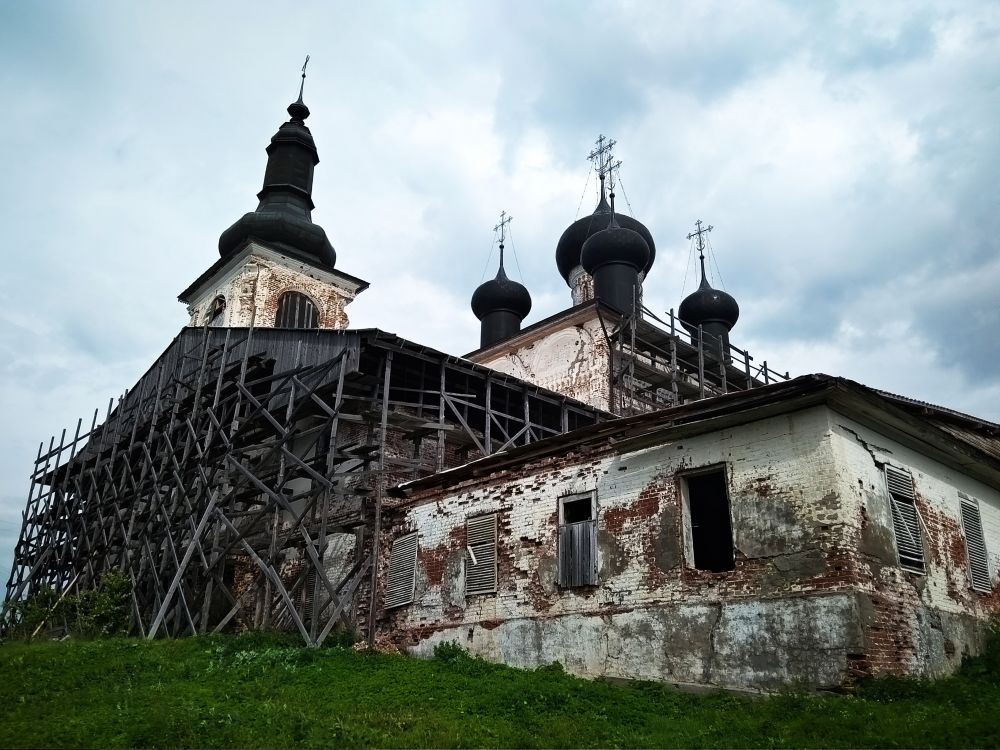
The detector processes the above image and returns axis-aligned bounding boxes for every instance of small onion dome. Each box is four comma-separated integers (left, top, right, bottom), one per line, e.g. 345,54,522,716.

471,258,532,321
555,184,656,283
678,275,740,334
580,213,650,275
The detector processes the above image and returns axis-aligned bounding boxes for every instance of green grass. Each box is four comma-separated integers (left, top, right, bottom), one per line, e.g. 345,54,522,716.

1,632,998,748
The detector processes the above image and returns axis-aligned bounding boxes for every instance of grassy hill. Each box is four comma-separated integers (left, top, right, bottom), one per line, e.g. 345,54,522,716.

1,631,998,748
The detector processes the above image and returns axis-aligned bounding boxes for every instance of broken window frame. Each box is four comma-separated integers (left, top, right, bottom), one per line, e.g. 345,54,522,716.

679,464,736,573
274,290,320,329
884,466,926,575
465,512,498,597
384,531,418,609
558,491,597,587
958,493,992,593
207,295,226,327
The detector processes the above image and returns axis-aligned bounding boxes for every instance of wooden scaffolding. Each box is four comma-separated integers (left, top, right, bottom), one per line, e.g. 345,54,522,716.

2,326,606,645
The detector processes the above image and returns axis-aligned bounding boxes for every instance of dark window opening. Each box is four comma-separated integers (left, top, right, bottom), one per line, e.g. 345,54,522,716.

685,469,735,572
562,497,592,524
208,296,226,326
275,291,319,329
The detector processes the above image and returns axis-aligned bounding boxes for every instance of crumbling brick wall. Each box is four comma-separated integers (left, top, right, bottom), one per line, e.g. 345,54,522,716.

374,404,1000,691
376,406,869,690
476,317,612,412
186,244,360,329
830,415,1000,678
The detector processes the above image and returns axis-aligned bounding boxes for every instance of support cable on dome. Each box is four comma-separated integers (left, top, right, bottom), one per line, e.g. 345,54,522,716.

705,235,728,291
506,225,525,281
479,228,500,283
616,173,636,218
573,165,594,222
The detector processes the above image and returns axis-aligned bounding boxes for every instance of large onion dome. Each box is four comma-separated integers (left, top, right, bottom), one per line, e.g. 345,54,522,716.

578,199,650,314
556,178,655,284
218,80,337,271
580,214,651,275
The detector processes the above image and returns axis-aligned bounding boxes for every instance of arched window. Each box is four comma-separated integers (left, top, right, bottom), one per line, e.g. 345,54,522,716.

207,296,226,327
275,291,319,329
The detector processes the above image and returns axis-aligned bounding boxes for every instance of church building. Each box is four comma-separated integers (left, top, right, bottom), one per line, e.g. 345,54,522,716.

4,70,998,693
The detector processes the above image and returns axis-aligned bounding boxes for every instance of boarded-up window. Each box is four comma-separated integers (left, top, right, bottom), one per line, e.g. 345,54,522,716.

384,532,418,609
559,493,597,587
275,291,319,329
885,466,925,574
465,513,498,596
959,494,992,593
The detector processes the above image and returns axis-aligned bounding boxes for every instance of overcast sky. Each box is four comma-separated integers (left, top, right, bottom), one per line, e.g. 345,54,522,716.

1,0,998,591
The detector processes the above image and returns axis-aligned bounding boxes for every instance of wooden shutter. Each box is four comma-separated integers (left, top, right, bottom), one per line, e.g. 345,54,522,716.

885,466,925,573
959,495,992,593
559,519,597,587
465,513,498,596
384,532,418,609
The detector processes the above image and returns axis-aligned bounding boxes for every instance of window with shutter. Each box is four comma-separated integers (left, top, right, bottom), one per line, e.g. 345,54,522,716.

959,494,992,593
558,493,597,587
465,513,498,596
885,466,925,574
384,532,418,609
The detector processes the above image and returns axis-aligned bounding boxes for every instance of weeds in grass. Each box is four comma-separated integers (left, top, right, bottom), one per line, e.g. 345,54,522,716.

0,627,998,748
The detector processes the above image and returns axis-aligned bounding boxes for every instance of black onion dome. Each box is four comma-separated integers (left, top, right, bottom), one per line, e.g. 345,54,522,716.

471,263,532,320
556,190,655,283
678,275,740,332
219,211,336,268
218,91,337,271
580,214,650,275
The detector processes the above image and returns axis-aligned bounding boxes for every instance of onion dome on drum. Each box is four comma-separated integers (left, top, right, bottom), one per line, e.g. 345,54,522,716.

579,194,650,314
218,63,337,271
678,276,740,335
678,221,739,357
555,176,656,285
471,242,532,349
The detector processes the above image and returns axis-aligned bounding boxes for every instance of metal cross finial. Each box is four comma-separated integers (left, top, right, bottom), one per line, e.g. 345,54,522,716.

686,219,714,259
494,211,513,268
297,55,310,101
588,134,619,183
494,210,513,245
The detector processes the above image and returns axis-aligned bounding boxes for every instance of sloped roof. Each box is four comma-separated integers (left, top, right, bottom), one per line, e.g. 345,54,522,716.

395,373,1000,497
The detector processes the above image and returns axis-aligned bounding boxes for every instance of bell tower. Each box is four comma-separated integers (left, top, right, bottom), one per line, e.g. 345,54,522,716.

178,58,369,329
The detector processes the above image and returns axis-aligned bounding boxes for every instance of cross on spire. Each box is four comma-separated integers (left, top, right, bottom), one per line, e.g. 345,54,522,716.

494,210,513,268
687,219,713,259
687,219,714,285
588,134,622,188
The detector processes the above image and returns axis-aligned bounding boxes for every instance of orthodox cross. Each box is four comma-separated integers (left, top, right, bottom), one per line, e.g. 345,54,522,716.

687,219,713,260
494,210,513,265
588,134,622,186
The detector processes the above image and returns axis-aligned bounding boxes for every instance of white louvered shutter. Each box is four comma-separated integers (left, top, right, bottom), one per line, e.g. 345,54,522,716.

384,532,418,609
885,466,925,573
959,496,992,593
465,513,498,596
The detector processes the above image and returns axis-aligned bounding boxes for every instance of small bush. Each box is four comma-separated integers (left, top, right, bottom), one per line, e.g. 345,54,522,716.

432,639,468,663
4,571,132,640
